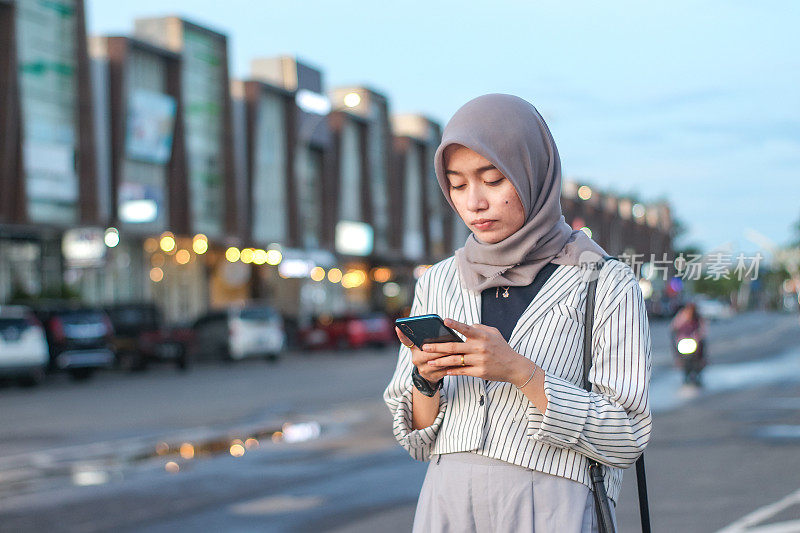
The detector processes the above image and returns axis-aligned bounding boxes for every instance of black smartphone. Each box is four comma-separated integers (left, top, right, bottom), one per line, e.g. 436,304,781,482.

395,314,463,347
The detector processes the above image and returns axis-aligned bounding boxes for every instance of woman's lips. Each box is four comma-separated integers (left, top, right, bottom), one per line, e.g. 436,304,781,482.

472,220,496,230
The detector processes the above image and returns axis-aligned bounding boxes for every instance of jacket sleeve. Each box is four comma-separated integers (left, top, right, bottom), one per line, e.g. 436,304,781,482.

530,263,652,469
382,271,448,462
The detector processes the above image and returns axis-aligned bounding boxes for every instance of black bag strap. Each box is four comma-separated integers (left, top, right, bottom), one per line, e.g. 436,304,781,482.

583,255,651,533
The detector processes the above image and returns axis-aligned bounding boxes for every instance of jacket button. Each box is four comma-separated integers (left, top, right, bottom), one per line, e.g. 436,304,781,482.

479,395,484,406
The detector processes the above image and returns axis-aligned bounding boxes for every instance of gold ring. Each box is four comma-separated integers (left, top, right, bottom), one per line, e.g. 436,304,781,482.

461,355,465,366
403,342,413,348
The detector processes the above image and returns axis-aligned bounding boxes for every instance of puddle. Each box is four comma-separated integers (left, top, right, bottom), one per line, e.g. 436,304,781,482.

651,348,800,413
752,425,800,441
0,420,322,499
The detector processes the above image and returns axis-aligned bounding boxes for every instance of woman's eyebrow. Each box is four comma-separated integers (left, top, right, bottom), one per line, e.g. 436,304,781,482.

445,165,498,176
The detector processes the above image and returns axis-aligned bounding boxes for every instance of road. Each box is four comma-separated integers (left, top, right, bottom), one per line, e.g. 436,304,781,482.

0,310,798,532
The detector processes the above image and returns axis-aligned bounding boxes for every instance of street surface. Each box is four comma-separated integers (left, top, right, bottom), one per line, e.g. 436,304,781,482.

0,311,799,532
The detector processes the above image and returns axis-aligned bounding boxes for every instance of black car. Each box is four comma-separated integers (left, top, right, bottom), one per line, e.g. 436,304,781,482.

32,304,115,381
105,302,192,371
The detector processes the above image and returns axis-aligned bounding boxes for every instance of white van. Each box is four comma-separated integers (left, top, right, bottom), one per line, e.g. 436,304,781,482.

0,305,49,386
191,304,286,362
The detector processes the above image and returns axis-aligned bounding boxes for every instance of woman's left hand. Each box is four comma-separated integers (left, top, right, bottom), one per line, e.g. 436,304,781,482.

422,318,532,386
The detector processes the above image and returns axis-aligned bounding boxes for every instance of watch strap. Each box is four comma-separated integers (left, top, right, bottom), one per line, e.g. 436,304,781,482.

411,365,443,396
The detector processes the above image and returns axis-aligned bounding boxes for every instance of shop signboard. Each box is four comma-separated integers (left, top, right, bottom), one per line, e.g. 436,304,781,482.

62,227,106,268
125,90,176,165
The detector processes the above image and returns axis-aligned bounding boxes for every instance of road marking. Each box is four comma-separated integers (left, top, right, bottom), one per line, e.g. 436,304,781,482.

229,495,325,515
716,487,800,532
745,519,800,533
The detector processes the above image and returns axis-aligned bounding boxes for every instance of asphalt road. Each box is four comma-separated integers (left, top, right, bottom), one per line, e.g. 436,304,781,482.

0,310,798,532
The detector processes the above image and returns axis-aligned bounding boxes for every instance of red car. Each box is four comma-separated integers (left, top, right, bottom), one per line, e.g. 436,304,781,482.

299,312,395,350
105,303,194,371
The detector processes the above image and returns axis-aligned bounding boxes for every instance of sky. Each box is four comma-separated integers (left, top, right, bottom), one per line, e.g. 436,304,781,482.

87,0,800,260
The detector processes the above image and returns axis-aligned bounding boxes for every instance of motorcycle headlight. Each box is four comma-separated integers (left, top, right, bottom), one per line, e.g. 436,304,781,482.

677,338,698,355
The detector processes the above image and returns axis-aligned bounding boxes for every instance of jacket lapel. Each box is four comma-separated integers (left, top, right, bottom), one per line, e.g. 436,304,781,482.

458,282,482,330
455,262,582,338
507,265,583,350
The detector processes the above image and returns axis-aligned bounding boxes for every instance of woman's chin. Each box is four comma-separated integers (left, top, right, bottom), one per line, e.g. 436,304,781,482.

473,228,510,244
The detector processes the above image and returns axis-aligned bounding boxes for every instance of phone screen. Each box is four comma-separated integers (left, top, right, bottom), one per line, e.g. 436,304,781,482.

395,314,463,347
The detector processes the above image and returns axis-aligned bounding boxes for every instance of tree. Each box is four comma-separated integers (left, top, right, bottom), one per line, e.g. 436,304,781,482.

791,211,800,247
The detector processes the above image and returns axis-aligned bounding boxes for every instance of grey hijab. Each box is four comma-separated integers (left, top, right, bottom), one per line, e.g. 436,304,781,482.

433,94,608,292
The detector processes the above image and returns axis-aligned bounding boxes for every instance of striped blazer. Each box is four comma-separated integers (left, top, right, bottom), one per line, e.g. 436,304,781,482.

383,255,652,503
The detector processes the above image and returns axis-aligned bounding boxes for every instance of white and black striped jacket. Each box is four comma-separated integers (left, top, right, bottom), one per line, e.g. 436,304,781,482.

383,255,652,503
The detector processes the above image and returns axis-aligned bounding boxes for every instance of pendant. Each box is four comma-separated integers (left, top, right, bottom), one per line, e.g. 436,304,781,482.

502,287,510,298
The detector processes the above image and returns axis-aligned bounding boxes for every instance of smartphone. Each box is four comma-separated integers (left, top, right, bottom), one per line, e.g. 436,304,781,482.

395,314,463,347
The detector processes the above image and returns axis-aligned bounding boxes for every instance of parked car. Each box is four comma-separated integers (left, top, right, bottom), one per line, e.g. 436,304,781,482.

105,302,193,372
350,312,395,348
298,312,395,350
32,304,115,381
191,304,285,362
694,296,735,321
0,305,49,387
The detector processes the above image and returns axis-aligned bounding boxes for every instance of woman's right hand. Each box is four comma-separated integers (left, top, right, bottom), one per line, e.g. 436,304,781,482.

395,326,451,383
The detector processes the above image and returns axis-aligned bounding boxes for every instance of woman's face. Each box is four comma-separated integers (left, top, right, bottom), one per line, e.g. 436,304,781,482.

443,144,525,244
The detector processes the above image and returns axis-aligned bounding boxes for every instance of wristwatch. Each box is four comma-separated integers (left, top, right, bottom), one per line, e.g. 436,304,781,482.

411,365,443,397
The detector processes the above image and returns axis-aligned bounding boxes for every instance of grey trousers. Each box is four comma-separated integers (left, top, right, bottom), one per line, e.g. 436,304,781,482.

413,452,616,533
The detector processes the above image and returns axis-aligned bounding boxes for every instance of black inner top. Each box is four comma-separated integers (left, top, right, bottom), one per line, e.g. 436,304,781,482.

480,261,560,342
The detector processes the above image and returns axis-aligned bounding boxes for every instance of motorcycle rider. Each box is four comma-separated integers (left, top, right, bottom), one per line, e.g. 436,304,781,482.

670,302,708,386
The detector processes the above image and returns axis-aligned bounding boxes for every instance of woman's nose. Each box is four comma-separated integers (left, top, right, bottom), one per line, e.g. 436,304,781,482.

467,188,489,211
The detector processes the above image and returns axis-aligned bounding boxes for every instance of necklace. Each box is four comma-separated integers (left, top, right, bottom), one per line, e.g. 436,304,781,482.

495,286,510,298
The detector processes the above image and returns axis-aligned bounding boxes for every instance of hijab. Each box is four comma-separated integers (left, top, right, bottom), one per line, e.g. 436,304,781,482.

433,94,608,292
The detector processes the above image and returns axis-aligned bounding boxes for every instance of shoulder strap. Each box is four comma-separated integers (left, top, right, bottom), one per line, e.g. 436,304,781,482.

582,255,616,390
582,256,652,533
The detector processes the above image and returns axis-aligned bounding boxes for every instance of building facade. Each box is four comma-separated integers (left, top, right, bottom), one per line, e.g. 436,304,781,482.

0,0,98,303
0,7,676,325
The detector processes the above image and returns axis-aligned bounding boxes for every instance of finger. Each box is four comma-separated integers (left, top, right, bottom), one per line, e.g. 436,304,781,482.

445,366,477,377
421,341,466,354
395,327,414,347
443,318,476,338
427,354,470,367
413,350,455,367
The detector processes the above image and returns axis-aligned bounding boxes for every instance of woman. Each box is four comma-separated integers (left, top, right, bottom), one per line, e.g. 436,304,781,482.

383,94,652,532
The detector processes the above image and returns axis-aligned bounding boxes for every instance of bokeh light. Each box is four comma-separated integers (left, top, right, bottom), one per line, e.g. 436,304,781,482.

240,248,255,264
104,227,120,248
150,267,164,282
179,443,195,459
252,249,267,265
371,267,391,283
159,234,176,253
192,234,208,254
344,92,361,107
144,237,159,253
225,247,240,262
266,249,282,265
327,268,343,283
175,249,191,264
310,266,325,281
151,253,166,267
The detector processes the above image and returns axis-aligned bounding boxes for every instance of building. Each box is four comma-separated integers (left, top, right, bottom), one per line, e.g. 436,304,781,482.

88,35,203,318
130,16,238,318
0,0,98,302
0,6,675,323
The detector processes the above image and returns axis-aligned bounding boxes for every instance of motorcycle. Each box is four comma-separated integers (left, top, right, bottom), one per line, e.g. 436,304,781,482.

674,334,705,387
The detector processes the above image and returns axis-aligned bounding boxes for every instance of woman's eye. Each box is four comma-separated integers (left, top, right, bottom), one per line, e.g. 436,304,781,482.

450,184,466,190
486,178,504,186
